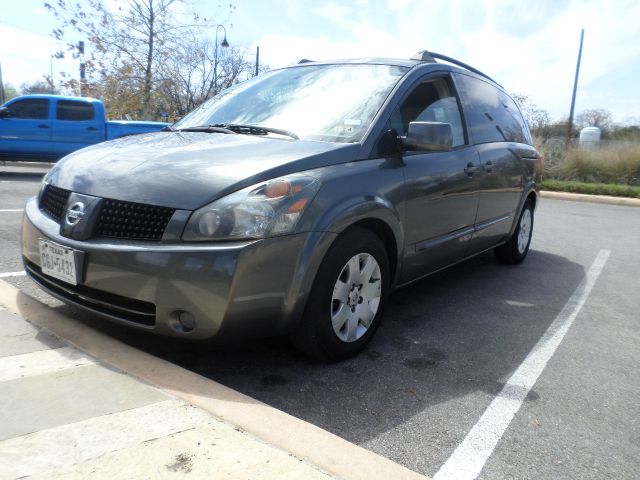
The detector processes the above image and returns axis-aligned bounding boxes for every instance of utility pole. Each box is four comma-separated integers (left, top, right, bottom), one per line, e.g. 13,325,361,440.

255,46,260,77
78,41,85,97
567,29,585,145
0,62,5,105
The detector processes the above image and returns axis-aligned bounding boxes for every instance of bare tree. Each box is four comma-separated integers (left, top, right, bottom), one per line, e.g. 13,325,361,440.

142,29,265,117
21,80,60,95
512,93,552,139
158,42,259,117
576,108,613,134
214,47,255,92
45,0,224,117
45,1,263,119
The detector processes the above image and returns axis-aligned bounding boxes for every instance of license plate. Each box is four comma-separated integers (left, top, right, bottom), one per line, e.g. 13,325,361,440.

39,240,80,285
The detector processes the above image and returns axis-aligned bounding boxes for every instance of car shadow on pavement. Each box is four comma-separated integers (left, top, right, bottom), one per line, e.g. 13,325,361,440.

48,249,584,447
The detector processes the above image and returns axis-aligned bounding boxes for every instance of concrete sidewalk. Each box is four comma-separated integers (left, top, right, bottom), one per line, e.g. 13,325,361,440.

0,281,426,480
0,306,335,479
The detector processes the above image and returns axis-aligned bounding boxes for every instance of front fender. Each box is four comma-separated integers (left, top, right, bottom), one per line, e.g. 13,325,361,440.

287,199,404,329
284,198,405,332
283,159,406,329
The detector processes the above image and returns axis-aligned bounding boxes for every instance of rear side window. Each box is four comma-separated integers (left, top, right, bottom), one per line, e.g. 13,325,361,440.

502,94,532,144
8,99,50,119
454,73,530,145
56,100,95,121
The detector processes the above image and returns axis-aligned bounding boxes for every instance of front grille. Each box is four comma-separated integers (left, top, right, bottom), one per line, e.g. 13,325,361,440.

24,258,156,326
39,184,71,222
38,184,176,241
96,199,175,241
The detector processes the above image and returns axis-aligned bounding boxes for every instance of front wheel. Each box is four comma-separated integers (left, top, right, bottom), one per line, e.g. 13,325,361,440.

291,227,390,361
495,199,534,264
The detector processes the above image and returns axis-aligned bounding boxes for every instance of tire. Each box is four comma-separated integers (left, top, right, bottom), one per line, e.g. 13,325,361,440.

495,199,534,264
291,226,390,361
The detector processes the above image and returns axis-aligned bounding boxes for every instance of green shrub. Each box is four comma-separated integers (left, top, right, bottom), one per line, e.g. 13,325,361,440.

540,180,640,198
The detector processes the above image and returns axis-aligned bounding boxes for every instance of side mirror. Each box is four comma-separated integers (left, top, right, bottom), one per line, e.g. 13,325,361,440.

403,121,453,151
0,107,10,118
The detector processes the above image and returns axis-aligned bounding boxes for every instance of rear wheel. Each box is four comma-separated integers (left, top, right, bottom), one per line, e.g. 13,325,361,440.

291,227,390,361
495,199,534,264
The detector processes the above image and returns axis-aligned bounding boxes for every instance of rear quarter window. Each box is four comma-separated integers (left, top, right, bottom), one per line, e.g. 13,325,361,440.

56,100,95,121
454,73,530,145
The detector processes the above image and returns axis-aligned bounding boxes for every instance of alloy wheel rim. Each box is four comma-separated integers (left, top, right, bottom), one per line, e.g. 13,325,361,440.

517,209,532,254
330,253,382,343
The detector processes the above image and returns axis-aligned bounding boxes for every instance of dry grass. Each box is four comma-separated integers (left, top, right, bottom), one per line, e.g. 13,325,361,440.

561,146,640,186
536,140,640,187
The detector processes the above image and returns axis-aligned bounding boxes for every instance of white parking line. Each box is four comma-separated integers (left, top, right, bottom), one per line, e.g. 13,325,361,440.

0,271,26,278
0,209,23,212
433,249,610,480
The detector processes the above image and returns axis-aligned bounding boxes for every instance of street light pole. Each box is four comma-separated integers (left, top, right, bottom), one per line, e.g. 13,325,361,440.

567,29,585,145
213,24,230,96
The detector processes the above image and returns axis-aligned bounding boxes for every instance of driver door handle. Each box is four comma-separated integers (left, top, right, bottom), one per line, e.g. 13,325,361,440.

37,124,50,129
484,160,493,173
464,162,480,177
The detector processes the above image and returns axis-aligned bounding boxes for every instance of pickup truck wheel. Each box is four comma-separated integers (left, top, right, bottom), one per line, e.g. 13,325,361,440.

495,199,534,264
291,227,390,361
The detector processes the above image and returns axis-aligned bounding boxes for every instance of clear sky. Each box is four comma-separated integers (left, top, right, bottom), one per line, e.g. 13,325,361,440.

1,0,639,124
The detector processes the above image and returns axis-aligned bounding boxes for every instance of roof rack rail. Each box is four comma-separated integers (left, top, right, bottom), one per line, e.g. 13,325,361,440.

411,50,501,86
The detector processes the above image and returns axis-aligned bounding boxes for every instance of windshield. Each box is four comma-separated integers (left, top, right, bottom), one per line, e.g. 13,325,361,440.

173,64,409,143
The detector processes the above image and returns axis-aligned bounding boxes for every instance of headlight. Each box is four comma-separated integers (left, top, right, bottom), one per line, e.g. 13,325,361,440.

182,173,321,241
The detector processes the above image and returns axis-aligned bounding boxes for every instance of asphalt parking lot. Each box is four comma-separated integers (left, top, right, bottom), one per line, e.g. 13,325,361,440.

1,163,639,479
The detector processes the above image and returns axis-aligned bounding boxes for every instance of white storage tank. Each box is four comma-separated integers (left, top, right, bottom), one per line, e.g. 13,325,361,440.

579,127,601,147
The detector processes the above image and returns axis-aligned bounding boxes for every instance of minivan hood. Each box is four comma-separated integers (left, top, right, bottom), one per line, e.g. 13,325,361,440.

46,131,360,209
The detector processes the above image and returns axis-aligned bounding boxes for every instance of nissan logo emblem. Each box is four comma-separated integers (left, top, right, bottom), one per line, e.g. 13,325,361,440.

65,202,86,227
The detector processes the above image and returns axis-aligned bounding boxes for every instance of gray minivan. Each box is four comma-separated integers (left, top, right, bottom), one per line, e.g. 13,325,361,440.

22,51,542,360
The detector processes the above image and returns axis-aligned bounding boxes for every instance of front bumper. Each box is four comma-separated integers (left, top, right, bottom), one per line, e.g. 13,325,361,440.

22,197,330,340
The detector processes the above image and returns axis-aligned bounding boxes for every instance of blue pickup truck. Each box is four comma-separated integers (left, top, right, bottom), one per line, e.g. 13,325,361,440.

0,94,168,161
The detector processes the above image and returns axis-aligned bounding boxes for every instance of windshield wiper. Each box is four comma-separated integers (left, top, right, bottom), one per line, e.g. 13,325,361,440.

175,125,237,134
212,123,299,140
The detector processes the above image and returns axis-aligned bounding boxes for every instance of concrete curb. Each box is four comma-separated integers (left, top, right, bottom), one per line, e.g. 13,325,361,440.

540,190,640,207
0,279,427,480
0,160,52,169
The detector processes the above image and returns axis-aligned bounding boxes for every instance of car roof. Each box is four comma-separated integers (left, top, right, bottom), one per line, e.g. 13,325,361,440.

286,51,502,89
291,57,422,68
